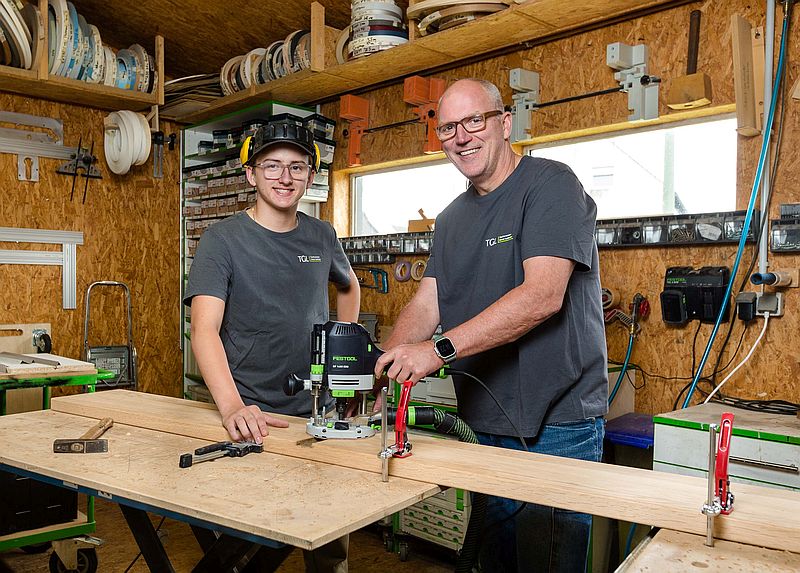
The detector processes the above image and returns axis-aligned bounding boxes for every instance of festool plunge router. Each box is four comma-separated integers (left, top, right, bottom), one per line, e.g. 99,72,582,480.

285,321,383,439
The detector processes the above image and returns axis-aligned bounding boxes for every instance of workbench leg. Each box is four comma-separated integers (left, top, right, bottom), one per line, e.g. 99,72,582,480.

118,505,176,573
191,525,293,573
191,533,263,573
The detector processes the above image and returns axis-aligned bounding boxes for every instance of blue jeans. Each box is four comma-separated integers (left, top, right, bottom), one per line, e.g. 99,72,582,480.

475,418,605,573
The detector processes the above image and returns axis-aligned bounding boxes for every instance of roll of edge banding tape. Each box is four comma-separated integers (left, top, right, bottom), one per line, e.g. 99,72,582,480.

410,259,427,281
129,43,150,92
0,0,32,69
21,2,42,71
335,26,350,65
62,2,81,79
394,261,411,282
102,46,116,86
48,0,67,74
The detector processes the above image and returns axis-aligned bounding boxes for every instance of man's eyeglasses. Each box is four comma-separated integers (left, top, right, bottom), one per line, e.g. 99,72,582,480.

252,160,311,180
435,110,504,141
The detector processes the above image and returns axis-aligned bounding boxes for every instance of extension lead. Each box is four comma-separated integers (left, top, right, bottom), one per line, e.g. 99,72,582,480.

681,8,790,409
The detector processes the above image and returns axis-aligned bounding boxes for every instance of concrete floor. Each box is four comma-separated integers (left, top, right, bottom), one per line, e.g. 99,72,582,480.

0,498,455,572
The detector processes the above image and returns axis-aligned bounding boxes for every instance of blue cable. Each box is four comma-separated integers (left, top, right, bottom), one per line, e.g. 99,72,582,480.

624,522,638,557
681,13,790,409
609,332,634,406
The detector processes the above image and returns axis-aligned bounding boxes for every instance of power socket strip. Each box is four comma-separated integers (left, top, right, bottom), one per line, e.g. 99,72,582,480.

756,292,784,317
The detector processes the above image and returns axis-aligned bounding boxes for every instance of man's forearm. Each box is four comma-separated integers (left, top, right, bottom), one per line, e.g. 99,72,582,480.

385,297,439,349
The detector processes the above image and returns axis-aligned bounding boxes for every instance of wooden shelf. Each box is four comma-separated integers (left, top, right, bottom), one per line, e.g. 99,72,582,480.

0,0,164,111
177,0,684,125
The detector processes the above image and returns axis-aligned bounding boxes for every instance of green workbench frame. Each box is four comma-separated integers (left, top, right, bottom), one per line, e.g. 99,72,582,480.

0,368,114,552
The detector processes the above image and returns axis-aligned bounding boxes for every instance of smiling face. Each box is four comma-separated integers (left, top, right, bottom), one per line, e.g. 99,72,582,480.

437,80,516,194
245,143,314,215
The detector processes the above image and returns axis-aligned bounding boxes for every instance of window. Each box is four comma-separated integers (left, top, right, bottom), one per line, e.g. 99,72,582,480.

351,161,468,236
526,116,737,219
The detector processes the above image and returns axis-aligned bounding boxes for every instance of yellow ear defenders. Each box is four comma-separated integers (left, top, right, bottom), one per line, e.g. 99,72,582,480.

240,135,254,167
239,127,321,171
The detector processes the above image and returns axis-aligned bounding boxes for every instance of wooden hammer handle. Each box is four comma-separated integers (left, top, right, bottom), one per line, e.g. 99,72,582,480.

80,417,113,440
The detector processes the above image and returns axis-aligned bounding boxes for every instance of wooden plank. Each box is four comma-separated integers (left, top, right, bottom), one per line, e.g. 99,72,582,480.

0,409,440,550
0,511,88,545
619,529,800,572
0,353,95,376
310,2,325,72
50,390,800,553
731,14,759,136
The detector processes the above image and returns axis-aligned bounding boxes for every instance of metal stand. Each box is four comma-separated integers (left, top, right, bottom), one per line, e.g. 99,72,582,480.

700,423,721,547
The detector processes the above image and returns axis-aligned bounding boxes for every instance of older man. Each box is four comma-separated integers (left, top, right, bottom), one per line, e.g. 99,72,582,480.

375,79,607,572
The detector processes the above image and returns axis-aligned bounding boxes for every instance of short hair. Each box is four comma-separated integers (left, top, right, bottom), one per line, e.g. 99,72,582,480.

440,78,504,110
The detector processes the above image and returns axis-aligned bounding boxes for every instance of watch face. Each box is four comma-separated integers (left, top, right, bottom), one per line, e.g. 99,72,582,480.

436,337,456,359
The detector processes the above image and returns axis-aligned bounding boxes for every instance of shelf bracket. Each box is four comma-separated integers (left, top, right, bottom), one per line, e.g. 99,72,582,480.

0,227,84,309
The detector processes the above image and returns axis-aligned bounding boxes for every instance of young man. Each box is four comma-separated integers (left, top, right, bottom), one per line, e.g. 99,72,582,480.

185,120,359,573
374,79,608,572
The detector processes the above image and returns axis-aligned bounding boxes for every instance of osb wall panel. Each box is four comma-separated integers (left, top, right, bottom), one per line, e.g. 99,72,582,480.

323,0,800,415
0,94,182,398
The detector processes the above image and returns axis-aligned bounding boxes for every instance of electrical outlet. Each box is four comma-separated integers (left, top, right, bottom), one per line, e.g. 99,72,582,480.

756,292,784,317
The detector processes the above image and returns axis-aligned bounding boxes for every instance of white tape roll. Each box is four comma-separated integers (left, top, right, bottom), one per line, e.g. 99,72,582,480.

102,46,116,86
20,2,41,70
76,14,91,80
105,110,150,174
129,44,146,92
105,111,133,175
0,0,32,69
47,0,67,74
240,47,265,88
85,24,103,83
352,1,403,18
335,26,350,65
63,2,81,78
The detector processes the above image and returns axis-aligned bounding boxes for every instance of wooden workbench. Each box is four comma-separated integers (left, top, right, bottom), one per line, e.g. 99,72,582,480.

618,528,800,572
43,390,800,555
0,408,439,551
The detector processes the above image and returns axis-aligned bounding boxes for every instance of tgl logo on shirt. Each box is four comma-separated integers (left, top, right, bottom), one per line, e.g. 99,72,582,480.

297,255,322,263
485,233,514,247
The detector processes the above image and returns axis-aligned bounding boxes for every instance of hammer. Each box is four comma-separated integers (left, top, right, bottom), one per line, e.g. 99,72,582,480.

53,418,113,454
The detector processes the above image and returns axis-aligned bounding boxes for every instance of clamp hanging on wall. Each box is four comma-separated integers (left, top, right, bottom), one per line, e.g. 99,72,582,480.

607,42,661,121
340,75,446,167
508,43,660,143
403,75,446,155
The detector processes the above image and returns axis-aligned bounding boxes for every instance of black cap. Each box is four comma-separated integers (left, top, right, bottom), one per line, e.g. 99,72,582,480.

243,120,317,166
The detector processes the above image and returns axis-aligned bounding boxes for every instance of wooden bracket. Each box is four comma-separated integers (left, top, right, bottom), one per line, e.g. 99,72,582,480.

403,76,446,154
340,94,370,167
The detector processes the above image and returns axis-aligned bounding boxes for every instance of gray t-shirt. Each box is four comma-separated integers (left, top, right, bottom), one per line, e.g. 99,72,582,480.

426,156,608,436
183,211,352,415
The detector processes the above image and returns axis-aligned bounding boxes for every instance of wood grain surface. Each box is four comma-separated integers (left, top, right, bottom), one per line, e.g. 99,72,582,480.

48,390,800,553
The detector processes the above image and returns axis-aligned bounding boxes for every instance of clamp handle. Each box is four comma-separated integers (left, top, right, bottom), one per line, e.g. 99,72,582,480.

393,381,413,458
715,412,735,514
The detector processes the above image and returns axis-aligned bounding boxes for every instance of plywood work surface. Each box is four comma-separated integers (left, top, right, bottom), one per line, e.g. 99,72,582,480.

620,529,800,572
0,353,95,377
0,409,439,550
49,390,800,554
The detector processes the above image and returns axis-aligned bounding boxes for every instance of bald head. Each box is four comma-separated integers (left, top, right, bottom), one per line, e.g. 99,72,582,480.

439,79,504,112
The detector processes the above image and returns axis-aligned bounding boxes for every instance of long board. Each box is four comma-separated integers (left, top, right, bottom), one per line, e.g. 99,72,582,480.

50,390,800,553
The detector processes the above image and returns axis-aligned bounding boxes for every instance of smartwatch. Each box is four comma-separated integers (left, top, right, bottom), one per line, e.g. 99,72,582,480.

433,336,457,364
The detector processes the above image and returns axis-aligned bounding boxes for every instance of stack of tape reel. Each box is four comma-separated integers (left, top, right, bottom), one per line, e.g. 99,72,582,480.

219,29,313,96
407,0,510,36
104,110,152,175
0,0,37,69
45,0,157,91
343,0,408,62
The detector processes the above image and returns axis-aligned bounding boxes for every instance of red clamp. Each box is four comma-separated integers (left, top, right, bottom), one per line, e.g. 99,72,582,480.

392,380,413,458
715,412,735,514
